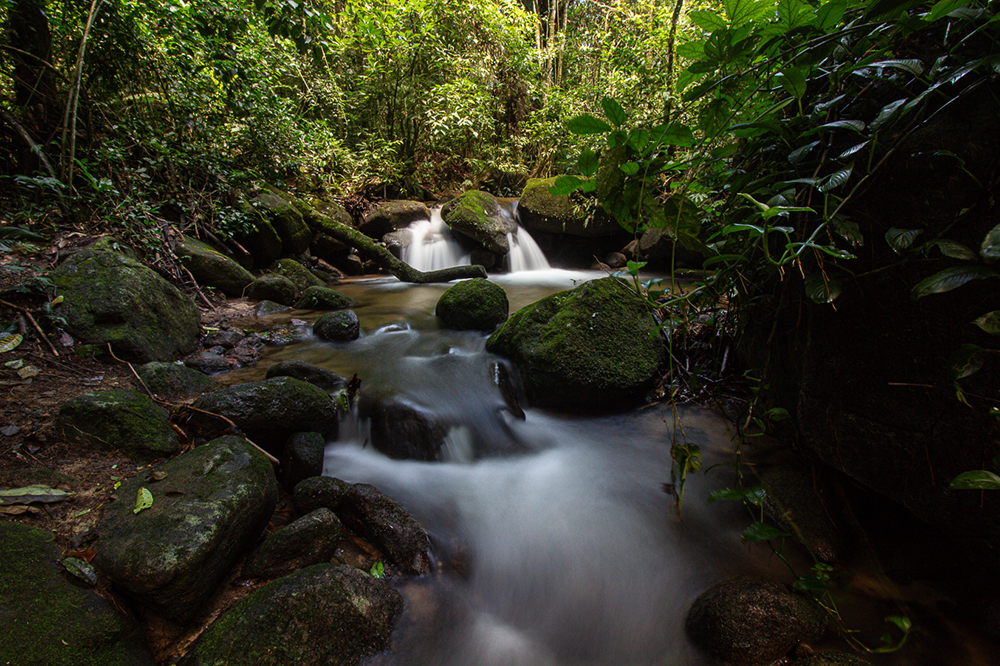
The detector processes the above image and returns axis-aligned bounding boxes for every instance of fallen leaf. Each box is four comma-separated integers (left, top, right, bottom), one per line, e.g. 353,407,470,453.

0,485,72,505
67,547,97,562
62,557,98,586
60,331,74,346
0,333,23,353
133,487,153,514
0,505,37,515
0,424,19,437
148,470,168,482
4,359,23,369
17,365,40,378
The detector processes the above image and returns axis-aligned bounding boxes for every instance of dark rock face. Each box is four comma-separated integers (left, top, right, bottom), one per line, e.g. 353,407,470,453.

280,431,328,490
247,274,297,305
685,577,827,666
50,249,201,363
175,238,255,297
358,393,448,461
57,388,179,459
441,190,512,255
760,464,847,564
234,197,283,268
93,436,278,623
252,189,313,256
293,476,352,514
518,177,619,237
243,508,343,579
0,523,156,666
272,257,326,291
435,278,509,331
334,483,432,575
486,277,664,411
314,310,361,342
360,200,430,239
178,564,402,666
138,361,215,397
294,285,357,310
796,652,874,666
189,377,338,454
637,227,705,269
265,360,347,389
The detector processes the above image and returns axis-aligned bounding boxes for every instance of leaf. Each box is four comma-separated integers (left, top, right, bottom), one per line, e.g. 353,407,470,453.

776,68,808,99
708,485,766,503
924,0,970,20
620,162,640,176
741,522,791,543
839,141,870,159
831,216,863,247
788,141,820,164
601,97,627,127
688,9,728,31
578,149,599,177
870,99,908,132
980,223,1000,261
0,485,73,505
819,164,854,192
566,114,612,135
814,0,848,28
549,175,585,196
911,265,997,298
885,228,923,252
370,560,385,578
805,273,843,303
134,487,154,514
807,119,866,135
627,129,651,155
885,615,912,633
949,470,1000,490
931,239,978,261
63,557,98,586
17,365,40,379
0,333,23,353
949,344,984,379
869,59,925,76
649,122,696,148
973,311,1000,334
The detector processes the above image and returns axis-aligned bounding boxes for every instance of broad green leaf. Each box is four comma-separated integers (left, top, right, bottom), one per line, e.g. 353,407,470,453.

134,487,154,515
620,162,640,176
886,615,912,633
911,265,997,298
725,0,774,24
761,205,814,220
0,333,23,353
601,97,627,128
949,344,984,379
676,39,707,59
627,129,650,155
870,98,908,132
831,216,863,247
708,485,766,503
578,149,599,177
723,223,765,236
549,175,585,196
766,407,791,421
949,470,1000,490
931,239,978,261
688,9,728,31
741,522,791,543
0,485,73,505
924,0,970,20
793,575,831,591
370,560,385,578
808,119,866,135
566,114,612,135
777,0,815,28
972,311,1000,334
788,141,820,164
980,223,1000,261
869,59,925,76
580,179,597,193
819,164,854,192
805,273,843,303
814,0,848,28
885,228,923,252
776,68,808,99
839,141,870,159
650,122,696,148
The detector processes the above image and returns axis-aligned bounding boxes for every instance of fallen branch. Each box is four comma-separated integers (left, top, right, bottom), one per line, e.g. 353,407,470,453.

182,405,280,465
0,299,59,356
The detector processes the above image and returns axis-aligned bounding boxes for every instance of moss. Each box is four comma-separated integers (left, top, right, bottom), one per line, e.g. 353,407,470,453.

314,310,360,342
440,190,510,254
235,198,282,267
247,274,297,305
435,278,508,330
294,285,356,310
138,361,215,397
176,238,255,297
273,258,326,291
254,188,312,256
56,388,180,458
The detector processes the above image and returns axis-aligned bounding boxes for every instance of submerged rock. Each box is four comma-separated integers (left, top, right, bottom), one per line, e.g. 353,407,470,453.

57,388,179,459
294,285,357,310
441,190,512,255
93,436,278,623
435,278,508,331
358,393,448,461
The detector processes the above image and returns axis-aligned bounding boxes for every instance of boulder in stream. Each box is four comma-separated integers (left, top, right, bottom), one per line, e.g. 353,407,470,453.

357,392,448,461
247,274,298,305
360,200,430,239
57,388,179,459
314,309,361,342
440,190,512,256
265,359,348,389
272,257,327,291
243,508,343,579
518,176,619,237
435,278,509,331
294,285,357,310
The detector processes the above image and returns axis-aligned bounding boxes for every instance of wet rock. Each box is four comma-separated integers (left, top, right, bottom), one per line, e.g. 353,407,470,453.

358,393,447,461
137,361,214,398
314,310,361,342
518,176,619,237
50,249,201,363
0,523,156,666
604,251,627,268
183,348,234,375
795,652,873,666
441,190,512,256
280,431,328,490
256,299,289,316
243,508,343,579
760,464,847,564
248,274,297,305
435,278,509,331
252,187,312,256
178,564,402,666
175,238,255,297
479,168,528,197
204,329,245,348
272,257,326,292
293,476,352,514
266,360,348,390
638,227,705,269
294,285,357,310
189,377,338,455
57,388,179,459
685,576,827,666
360,200,430,239
381,229,412,258
93,436,278,623
336,483,432,575
233,197,282,268
486,277,665,411
491,360,525,420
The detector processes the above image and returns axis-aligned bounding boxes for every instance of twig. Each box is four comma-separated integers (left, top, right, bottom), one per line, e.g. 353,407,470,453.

183,405,280,465
0,299,59,356
105,343,156,400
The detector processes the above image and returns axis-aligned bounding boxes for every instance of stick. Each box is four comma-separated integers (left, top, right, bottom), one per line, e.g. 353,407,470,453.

183,405,280,465
0,299,59,356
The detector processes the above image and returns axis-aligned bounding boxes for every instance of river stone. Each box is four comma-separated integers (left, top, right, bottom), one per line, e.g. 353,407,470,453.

183,348,233,375
435,278,509,331
280,431,327,490
256,299,289,316
234,198,282,268
293,476,352,514
760,464,847,564
0,523,156,666
265,359,348,389
178,564,402,666
335,483,432,575
485,277,665,411
137,361,215,398
518,176,618,237
189,377,337,454
796,652,873,666
92,436,278,623
381,229,412,258
252,188,312,256
294,285,357,310
360,200,430,239
56,388,179,459
243,508,343,579
175,238,255,297
314,310,361,342
441,190,511,255
247,274,297,305
357,393,447,461
685,577,828,666
50,249,201,363
272,257,326,291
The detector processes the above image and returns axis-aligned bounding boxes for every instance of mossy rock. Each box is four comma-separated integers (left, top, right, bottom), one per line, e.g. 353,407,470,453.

435,278,508,331
279,431,327,490
294,197,355,234
247,274,297,305
234,198,282,268
253,188,312,256
314,310,360,342
265,360,347,389
517,177,616,237
243,508,343,579
485,277,664,411
256,300,290,316
440,190,511,255
272,258,326,292
50,249,201,363
0,523,156,666
176,238,255,297
294,285,356,310
137,361,215,397
796,653,873,666
56,388,180,459
359,200,430,239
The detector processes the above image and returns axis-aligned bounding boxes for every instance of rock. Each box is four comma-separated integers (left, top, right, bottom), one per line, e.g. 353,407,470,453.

294,285,357,310
638,227,705,269
312,232,353,266
342,253,365,275
760,464,847,564
50,249,201,363
435,278,508,331
335,483,432,575
265,360,348,389
243,508,343,579
441,190,512,255
137,361,214,397
360,200,430,239
189,377,338,455
175,238,255,297
272,257,327,291
685,577,827,666
796,652,873,666
93,436,278,623
252,188,313,256
314,310,361,342
280,431,328,490
298,197,356,232
247,274,298,305
357,393,447,461
381,229,412,258
233,198,282,268
204,329,245,348
479,168,528,197
183,348,234,375
518,177,619,237
293,476,352,514
256,300,289,316
485,277,665,411
178,564,402,666
56,388,179,459
604,251,627,268
491,360,525,420
0,523,156,666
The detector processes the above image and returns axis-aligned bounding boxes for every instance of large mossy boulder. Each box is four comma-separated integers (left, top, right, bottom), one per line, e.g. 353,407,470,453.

247,274,297,305
189,377,337,454
175,238,255,297
295,285,356,310
93,436,278,623
233,198,282,268
359,200,430,239
50,249,201,363
56,388,180,459
178,564,402,666
272,257,327,291
435,278,508,331
252,188,312,256
440,190,511,255
314,310,360,342
0,523,156,666
518,177,619,237
485,277,664,410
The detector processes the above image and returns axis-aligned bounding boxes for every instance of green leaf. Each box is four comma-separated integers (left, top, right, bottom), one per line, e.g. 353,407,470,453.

741,522,791,543
578,149,599,177
869,59,925,76
931,239,978,261
725,0,774,24
650,122,696,148
839,141,870,159
831,216,863,247
885,615,912,633
911,265,997,298
620,162,640,176
0,333,23,353
972,311,1000,334
788,141,820,164
627,129,651,155
688,9,728,31
134,487,154,515
549,175,586,196
0,485,73,505
805,273,843,303
819,164,854,192
949,344,984,379
814,0,848,28
949,470,1000,490
886,228,923,252
370,560,385,578
870,99,908,132
566,114,613,135
601,97,627,128
776,68,808,99
808,119,866,135
765,407,790,421
708,485,766,503
980,223,1000,261
924,0,970,21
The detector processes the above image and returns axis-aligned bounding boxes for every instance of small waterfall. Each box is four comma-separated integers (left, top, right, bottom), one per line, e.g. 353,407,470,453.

504,226,550,272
